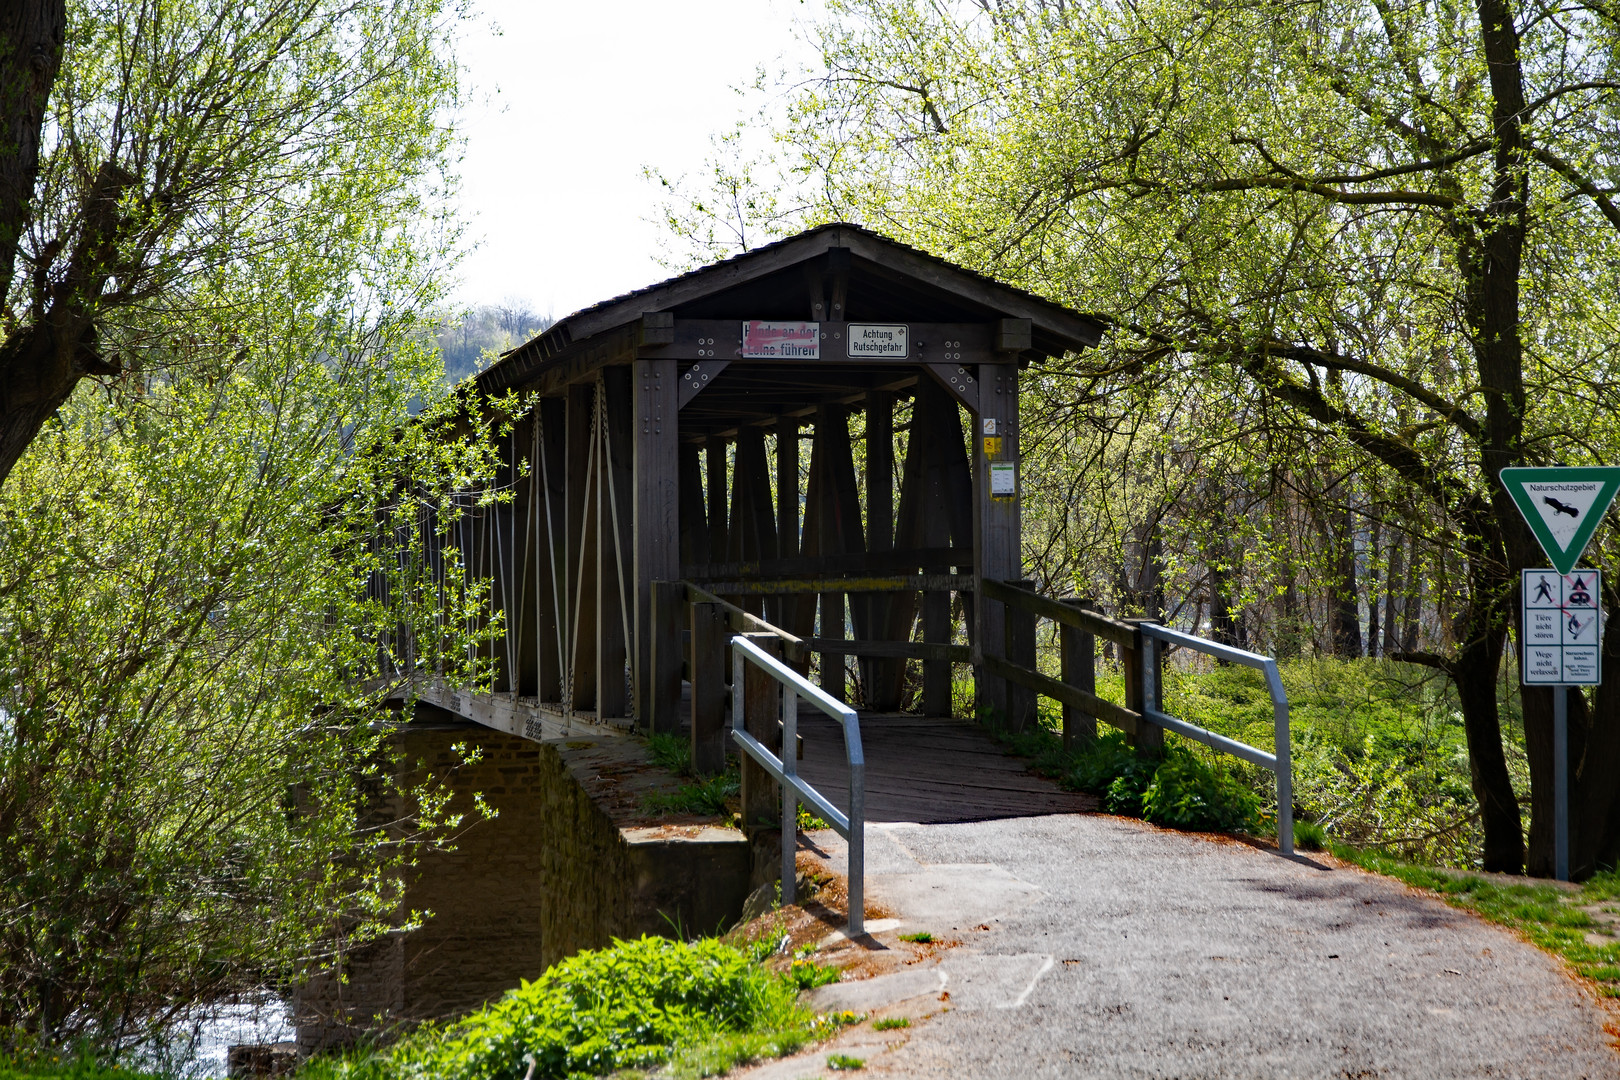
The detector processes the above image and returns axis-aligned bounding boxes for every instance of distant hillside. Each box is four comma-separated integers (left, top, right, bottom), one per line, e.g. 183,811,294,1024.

436,300,553,384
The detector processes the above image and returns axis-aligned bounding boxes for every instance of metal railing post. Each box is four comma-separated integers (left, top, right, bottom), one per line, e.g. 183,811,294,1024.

728,634,865,937
1265,659,1294,856
781,687,798,905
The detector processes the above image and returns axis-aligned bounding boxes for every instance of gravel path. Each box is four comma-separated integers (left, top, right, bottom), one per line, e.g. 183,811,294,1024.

751,814,1618,1079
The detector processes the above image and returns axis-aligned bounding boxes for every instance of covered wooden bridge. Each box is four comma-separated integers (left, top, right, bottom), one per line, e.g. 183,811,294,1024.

405,224,1149,760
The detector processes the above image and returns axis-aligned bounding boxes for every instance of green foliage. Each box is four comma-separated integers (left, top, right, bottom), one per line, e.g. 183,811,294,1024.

643,775,740,820
0,1049,163,1080
896,932,933,943
647,733,694,776
1335,852,1620,996
788,960,841,990
303,936,822,1080
1054,730,1261,835
871,1017,910,1031
1140,755,1263,834
1294,820,1329,851
826,1054,866,1070
798,808,833,831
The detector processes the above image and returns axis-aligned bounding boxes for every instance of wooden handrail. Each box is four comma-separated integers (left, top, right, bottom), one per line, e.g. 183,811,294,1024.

980,578,1137,648
694,573,971,596
683,583,808,662
982,654,1141,736
807,638,971,663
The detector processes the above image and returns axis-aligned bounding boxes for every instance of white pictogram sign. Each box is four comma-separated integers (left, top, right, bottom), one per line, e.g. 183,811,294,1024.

1521,568,1602,685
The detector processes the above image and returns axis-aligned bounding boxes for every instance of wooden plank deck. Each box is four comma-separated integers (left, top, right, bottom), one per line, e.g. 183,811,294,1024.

792,712,1098,824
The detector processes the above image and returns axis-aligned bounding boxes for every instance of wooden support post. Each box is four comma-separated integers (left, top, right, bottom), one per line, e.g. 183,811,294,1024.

777,416,799,558
740,634,784,886
865,390,901,707
1004,578,1037,732
635,357,680,728
690,600,729,774
597,369,633,722
648,581,684,734
973,365,1020,725
513,415,540,697
775,415,800,632
1122,619,1164,753
678,441,709,568
537,396,566,702
705,437,729,560
1060,598,1097,748
567,383,597,711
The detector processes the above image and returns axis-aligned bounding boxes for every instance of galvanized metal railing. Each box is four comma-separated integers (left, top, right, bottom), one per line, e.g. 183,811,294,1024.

1136,622,1294,855
730,634,866,936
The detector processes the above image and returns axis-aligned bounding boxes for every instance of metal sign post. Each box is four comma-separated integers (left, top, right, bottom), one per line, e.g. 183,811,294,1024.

1504,467,1620,882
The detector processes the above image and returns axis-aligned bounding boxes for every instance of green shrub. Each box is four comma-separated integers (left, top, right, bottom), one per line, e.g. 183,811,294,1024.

321,936,815,1080
1139,754,1261,832
788,959,841,989
0,1051,163,1080
1294,819,1328,851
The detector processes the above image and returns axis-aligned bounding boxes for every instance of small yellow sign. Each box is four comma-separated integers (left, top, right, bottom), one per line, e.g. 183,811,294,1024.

983,436,1002,457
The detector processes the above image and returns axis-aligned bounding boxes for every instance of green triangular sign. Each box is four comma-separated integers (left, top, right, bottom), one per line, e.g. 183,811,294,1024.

1500,467,1620,574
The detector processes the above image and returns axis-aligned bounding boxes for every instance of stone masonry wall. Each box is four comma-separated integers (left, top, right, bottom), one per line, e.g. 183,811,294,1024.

292,716,750,1051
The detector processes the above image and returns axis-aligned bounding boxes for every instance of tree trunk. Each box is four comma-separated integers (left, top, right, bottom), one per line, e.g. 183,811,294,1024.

1329,500,1363,658
1452,568,1525,873
1366,514,1382,658
1383,529,1406,656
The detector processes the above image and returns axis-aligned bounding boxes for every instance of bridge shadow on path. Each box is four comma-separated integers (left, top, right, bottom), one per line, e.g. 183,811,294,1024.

792,712,1097,824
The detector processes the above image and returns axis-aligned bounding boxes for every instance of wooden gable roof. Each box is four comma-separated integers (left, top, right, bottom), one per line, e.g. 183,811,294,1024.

475,223,1105,396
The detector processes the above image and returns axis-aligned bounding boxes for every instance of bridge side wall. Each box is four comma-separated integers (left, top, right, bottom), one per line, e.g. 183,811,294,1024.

292,721,749,1051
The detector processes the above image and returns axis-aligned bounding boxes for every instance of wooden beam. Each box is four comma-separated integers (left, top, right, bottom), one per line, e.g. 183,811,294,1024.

677,359,730,408
678,441,709,567
635,358,680,728
705,436,729,561
694,574,971,595
807,638,970,662
537,396,566,702
1061,597,1097,748
982,654,1140,736
978,578,1136,648
973,363,1020,723
690,600,729,774
598,368,634,721
566,383,597,711
683,546,969,581
642,319,998,367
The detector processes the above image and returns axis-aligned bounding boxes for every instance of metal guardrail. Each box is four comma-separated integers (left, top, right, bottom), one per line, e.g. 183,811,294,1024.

1136,623,1294,855
730,634,866,935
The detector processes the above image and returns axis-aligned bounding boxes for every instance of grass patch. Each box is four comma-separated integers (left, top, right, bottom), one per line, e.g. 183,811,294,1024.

0,1055,163,1080
826,1054,865,1070
871,1017,910,1031
643,774,740,819
897,931,934,943
1333,847,1620,994
299,936,833,1080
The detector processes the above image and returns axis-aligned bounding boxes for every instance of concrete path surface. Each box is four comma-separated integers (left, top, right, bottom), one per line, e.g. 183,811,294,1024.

740,813,1619,1079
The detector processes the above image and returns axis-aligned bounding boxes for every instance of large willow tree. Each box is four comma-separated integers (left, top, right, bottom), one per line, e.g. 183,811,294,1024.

0,0,510,1050
693,0,1620,875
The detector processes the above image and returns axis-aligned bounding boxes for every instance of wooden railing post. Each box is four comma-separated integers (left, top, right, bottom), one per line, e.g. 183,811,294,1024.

1122,618,1164,753
647,581,683,734
1060,597,1097,748
739,634,784,888
1003,578,1037,731
690,599,729,774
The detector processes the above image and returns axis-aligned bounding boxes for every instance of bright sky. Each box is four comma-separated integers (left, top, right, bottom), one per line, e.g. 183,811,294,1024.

450,1,823,319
